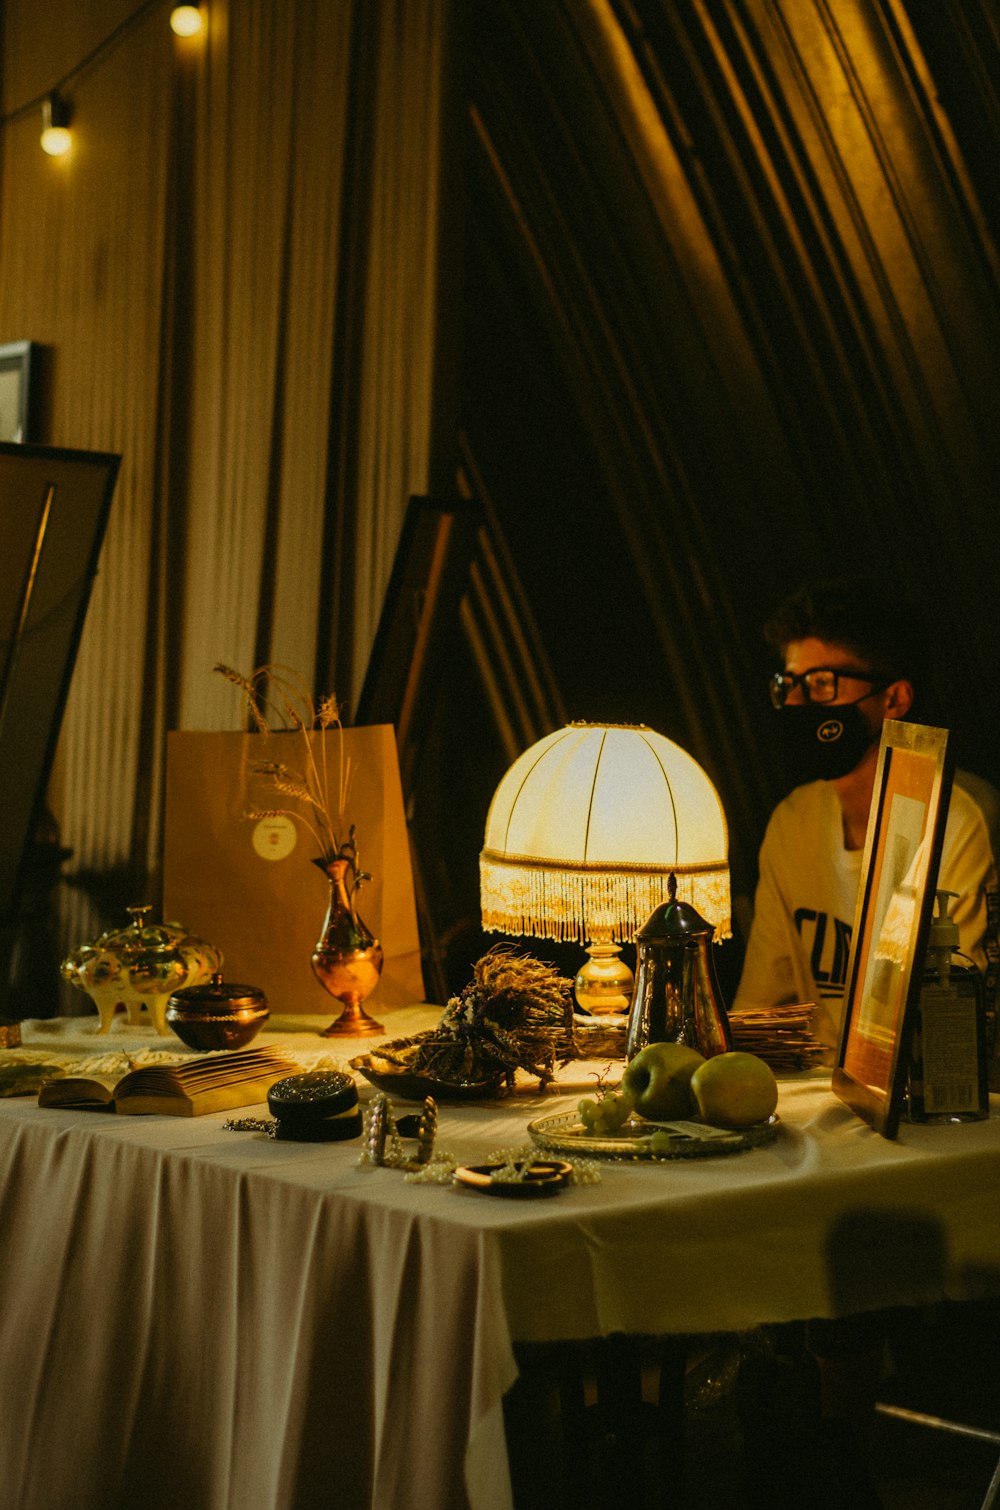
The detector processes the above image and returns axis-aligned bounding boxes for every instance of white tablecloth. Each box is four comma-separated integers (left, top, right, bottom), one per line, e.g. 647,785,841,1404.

2,1013,1000,1510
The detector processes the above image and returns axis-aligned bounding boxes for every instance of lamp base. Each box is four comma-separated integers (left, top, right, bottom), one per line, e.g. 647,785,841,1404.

573,943,634,1016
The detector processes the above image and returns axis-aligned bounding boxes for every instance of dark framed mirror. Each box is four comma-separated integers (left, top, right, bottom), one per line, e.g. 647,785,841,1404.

0,441,120,1009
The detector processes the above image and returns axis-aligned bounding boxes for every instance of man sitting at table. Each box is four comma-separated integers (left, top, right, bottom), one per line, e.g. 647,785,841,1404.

733,571,1000,1061
732,573,1000,1506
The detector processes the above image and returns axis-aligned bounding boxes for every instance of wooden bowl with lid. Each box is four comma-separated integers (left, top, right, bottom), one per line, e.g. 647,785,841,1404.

165,972,269,1051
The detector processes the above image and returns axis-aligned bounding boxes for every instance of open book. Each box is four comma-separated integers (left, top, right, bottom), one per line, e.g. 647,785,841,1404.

38,1046,299,1116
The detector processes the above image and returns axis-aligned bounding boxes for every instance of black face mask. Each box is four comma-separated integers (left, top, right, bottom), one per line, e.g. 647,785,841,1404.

776,700,879,786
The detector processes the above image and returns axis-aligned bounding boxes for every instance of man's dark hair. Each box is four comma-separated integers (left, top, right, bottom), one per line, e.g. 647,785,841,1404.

763,573,930,694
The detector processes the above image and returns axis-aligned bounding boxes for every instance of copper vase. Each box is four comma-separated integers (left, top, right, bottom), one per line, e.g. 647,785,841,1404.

311,858,385,1037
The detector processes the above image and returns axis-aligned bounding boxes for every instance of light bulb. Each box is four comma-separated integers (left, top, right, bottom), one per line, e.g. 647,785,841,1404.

170,5,203,36
41,94,72,157
41,125,72,157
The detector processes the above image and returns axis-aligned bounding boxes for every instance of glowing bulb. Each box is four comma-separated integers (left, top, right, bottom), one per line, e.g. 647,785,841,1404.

170,5,203,35
41,125,72,157
41,94,72,157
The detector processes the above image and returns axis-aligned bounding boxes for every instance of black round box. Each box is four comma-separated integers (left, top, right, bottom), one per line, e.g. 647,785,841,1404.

267,1071,361,1142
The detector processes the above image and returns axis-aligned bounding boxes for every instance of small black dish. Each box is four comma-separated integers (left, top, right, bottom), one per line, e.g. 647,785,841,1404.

453,1160,573,1199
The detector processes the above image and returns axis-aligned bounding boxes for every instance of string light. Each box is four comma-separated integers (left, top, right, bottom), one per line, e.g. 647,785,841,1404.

170,5,203,36
2,1,209,155
40,93,72,157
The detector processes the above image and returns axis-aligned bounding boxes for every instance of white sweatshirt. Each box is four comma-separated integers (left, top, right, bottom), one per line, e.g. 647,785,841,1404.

734,770,1000,1058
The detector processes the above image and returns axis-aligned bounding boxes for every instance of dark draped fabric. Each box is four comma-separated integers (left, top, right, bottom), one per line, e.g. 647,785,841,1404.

461,0,1000,924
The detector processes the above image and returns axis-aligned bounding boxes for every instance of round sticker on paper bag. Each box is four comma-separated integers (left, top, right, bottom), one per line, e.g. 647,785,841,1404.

252,815,297,861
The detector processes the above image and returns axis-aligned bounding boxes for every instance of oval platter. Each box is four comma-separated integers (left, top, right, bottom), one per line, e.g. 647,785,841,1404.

527,1109,780,1161
349,1054,503,1103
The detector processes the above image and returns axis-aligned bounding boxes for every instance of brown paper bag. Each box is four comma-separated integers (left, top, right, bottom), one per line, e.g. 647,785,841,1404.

163,726,425,1017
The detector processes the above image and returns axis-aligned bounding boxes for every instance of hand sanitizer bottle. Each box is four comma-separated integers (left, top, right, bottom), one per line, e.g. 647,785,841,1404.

907,890,988,1122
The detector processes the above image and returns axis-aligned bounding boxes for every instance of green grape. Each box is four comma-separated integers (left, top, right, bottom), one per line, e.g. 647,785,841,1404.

592,1103,614,1134
600,1091,632,1133
578,1097,600,1131
579,1087,633,1135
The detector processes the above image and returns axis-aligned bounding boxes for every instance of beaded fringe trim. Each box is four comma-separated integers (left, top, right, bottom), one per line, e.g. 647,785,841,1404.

479,857,731,942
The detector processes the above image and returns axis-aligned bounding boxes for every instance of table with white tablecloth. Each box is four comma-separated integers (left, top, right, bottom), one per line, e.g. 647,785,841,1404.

1,1012,1000,1510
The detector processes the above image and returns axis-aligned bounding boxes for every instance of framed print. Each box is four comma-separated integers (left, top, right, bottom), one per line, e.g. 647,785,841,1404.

833,719,954,1137
0,342,39,442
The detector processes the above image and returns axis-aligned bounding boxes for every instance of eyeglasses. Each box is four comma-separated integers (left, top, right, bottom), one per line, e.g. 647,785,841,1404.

769,665,889,709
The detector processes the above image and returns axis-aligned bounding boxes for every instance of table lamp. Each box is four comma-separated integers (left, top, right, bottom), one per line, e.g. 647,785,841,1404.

479,723,731,1014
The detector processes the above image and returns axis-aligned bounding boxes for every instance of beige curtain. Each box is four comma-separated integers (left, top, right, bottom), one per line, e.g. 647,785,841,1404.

0,0,448,968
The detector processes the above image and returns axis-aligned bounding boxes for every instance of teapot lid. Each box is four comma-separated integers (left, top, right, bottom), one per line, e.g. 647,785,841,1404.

92,906,222,959
635,873,715,943
98,905,188,952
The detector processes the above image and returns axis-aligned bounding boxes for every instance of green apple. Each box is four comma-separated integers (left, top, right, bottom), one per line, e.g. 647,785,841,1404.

622,1041,706,1120
690,1051,778,1128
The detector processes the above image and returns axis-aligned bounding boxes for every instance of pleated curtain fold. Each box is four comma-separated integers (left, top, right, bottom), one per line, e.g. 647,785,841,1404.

0,0,447,969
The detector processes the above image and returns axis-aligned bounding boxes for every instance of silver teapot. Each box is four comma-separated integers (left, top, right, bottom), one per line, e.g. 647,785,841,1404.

625,876,731,1060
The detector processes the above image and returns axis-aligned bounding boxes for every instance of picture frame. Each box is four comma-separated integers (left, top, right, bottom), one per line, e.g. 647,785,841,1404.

832,719,954,1137
0,341,39,443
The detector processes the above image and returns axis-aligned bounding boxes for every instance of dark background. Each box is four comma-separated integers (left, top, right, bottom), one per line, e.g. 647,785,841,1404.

404,0,1000,999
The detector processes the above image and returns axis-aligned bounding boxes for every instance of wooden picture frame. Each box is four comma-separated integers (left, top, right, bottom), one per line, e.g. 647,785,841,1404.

833,719,954,1137
0,342,39,443
355,495,485,794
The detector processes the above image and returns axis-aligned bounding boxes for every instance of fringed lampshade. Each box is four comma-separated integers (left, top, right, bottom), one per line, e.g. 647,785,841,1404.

480,723,730,1013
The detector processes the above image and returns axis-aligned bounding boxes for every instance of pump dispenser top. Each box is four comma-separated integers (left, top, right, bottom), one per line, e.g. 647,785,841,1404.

927,889,960,951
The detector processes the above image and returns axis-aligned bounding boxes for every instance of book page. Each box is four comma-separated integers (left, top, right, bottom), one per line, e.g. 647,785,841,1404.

115,1049,297,1116
38,1074,119,1110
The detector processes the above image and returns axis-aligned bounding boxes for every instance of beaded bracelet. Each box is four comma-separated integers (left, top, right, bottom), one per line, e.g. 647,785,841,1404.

360,1093,443,1172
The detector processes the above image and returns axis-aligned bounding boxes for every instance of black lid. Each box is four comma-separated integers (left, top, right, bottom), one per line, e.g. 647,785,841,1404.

634,874,714,943
167,972,267,1011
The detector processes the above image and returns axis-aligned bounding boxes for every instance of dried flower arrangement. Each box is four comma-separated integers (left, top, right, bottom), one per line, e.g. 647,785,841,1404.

214,662,369,888
363,946,576,1092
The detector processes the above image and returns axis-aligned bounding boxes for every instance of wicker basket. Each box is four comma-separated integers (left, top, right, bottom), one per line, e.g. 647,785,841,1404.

572,1013,628,1060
